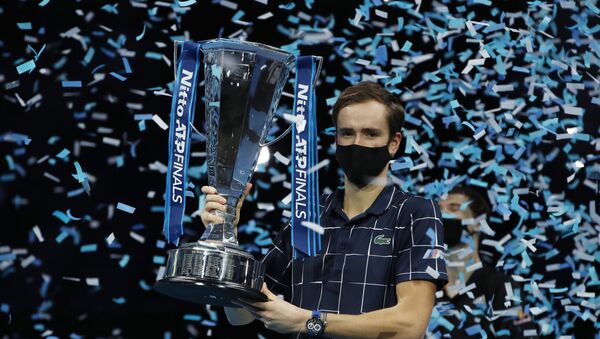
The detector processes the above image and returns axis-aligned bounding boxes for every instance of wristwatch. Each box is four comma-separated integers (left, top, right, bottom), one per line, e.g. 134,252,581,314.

306,310,327,337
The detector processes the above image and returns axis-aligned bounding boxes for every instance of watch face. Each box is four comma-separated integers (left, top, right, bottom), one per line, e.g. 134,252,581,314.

308,319,322,332
307,318,324,336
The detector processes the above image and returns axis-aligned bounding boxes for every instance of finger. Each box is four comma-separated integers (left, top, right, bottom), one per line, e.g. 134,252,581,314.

243,183,253,196
201,186,218,194
232,301,263,319
261,283,275,299
201,212,224,224
205,194,227,204
204,201,226,212
235,298,265,312
237,297,269,309
240,183,253,202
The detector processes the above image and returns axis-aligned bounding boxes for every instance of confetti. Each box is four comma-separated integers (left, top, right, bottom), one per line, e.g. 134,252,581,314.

85,277,99,286
79,244,97,254
32,225,44,242
426,266,440,279
178,0,197,7
56,148,70,159
300,221,324,235
109,72,127,81
61,80,82,88
151,114,169,130
136,23,146,41
116,202,136,214
16,59,36,74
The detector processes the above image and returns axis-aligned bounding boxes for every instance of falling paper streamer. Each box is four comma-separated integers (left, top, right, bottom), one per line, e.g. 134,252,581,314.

116,202,136,214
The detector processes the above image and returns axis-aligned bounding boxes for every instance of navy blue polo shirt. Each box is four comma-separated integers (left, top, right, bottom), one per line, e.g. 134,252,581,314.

260,177,448,337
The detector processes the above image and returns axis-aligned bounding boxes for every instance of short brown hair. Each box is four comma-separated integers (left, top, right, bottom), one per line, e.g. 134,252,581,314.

332,81,405,140
449,185,491,218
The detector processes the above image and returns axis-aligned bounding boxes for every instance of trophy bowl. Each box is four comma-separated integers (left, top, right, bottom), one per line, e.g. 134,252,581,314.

155,241,268,307
155,38,295,307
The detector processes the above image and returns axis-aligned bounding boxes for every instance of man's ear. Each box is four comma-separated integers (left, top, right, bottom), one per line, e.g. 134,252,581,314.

389,132,402,155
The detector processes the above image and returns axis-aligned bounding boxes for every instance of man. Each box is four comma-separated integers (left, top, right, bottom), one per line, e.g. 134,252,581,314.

201,81,448,338
434,186,538,338
438,186,491,299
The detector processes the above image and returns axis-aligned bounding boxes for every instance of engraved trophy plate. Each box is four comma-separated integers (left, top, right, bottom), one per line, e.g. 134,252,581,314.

155,39,295,307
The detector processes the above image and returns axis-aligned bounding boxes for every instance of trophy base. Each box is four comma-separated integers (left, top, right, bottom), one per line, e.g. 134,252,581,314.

154,241,268,307
155,276,268,307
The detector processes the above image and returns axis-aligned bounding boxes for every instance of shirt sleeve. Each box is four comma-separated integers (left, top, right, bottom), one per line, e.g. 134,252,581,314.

394,197,449,291
260,222,293,301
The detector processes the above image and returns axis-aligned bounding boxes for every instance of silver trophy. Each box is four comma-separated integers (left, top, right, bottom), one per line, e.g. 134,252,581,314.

155,39,319,307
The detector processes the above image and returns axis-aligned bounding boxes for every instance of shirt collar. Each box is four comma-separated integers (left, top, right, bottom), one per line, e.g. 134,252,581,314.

331,176,397,221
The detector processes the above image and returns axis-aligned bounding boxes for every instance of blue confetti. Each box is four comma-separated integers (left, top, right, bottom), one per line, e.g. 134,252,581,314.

16,22,32,30
109,72,127,81
61,80,82,88
122,57,132,73
15,60,36,76
178,0,197,7
116,202,136,214
136,23,146,41
80,244,97,253
56,148,70,159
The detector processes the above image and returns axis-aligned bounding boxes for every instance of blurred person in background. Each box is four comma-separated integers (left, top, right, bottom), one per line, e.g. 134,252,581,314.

432,185,538,338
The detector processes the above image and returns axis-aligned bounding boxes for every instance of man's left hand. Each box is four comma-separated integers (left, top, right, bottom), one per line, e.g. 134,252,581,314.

232,283,311,334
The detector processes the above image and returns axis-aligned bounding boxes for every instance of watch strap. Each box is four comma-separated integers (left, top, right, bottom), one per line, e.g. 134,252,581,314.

306,309,326,337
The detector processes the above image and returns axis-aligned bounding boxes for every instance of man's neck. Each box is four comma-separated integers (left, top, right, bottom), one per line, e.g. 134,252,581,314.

342,172,388,220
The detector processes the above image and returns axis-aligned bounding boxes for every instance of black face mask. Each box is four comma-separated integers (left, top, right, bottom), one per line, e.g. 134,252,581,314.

443,217,479,248
442,217,463,248
335,143,392,188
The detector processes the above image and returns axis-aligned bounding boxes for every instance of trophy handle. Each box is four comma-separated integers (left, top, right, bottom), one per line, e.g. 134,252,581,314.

260,56,323,148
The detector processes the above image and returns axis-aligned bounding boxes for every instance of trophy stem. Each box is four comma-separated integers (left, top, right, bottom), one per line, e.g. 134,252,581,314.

200,203,239,246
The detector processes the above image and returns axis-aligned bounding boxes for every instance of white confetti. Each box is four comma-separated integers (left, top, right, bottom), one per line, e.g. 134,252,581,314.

86,277,100,286
130,231,145,244
32,225,44,242
300,221,324,235
425,266,440,279
152,114,169,130
106,233,115,245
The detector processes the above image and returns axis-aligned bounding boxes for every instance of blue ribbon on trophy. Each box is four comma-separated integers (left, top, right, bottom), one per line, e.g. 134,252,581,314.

291,56,322,259
163,41,202,246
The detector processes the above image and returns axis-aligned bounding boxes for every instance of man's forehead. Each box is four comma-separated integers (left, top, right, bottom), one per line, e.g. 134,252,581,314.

337,124,384,130
442,193,470,204
337,107,388,127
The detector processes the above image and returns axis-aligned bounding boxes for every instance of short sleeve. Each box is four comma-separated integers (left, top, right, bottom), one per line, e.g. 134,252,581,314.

394,197,448,291
260,223,293,301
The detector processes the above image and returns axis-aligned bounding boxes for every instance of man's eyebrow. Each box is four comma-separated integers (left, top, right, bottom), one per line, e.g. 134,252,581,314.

362,128,383,133
337,127,384,133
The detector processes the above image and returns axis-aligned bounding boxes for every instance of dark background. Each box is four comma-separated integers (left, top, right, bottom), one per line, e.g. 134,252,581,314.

1,0,598,338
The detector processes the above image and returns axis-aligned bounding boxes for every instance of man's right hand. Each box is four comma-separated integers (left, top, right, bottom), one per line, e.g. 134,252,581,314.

200,183,253,229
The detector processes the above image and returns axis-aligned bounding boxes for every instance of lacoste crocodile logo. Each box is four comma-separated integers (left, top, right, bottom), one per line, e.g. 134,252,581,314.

374,234,391,245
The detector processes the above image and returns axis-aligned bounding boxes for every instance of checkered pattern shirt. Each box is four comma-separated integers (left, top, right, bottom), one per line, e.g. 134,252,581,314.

261,177,448,338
